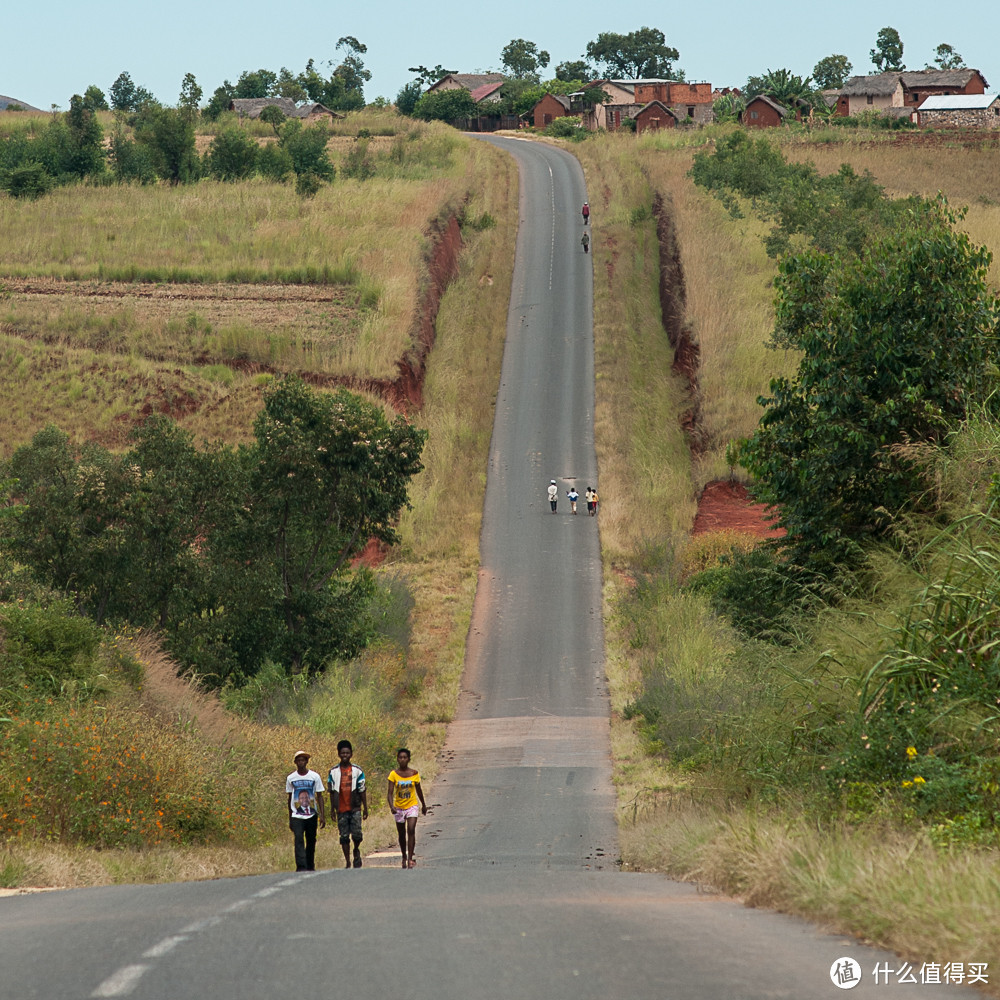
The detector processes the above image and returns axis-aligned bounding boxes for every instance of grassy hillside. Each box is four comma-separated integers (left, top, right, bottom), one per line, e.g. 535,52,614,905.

0,110,518,884
575,124,1000,981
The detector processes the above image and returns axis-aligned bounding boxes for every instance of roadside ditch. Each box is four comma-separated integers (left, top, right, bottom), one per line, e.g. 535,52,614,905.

651,193,781,539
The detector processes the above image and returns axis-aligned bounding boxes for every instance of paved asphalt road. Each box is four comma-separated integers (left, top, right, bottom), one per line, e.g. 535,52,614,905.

0,138,985,1000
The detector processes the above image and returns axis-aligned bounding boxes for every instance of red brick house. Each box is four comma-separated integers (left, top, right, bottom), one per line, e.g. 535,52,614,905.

531,93,574,128
741,95,800,128
634,100,679,133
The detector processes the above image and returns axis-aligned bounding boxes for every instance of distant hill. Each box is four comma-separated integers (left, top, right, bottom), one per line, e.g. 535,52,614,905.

0,94,43,111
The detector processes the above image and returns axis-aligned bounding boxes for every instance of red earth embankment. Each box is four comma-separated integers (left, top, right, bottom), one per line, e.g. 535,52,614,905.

652,196,780,537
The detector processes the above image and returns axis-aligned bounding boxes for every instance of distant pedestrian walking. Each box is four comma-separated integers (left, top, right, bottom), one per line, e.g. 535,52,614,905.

547,479,558,513
581,232,590,254
285,750,325,872
567,487,579,514
386,748,427,869
582,202,590,225
585,487,598,516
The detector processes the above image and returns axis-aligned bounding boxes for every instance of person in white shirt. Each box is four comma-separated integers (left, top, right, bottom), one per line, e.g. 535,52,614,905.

285,750,325,871
547,479,558,513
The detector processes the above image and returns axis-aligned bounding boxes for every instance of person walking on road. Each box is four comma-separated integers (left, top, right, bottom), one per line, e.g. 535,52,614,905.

567,487,580,514
387,748,427,869
581,231,590,254
547,479,558,513
582,201,590,225
585,486,599,517
286,750,325,872
327,740,368,869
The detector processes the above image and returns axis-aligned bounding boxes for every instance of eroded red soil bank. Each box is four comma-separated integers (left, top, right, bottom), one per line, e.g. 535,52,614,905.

651,196,779,536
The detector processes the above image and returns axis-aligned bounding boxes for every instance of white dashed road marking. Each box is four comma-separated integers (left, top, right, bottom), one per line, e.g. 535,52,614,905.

90,871,326,997
91,964,150,997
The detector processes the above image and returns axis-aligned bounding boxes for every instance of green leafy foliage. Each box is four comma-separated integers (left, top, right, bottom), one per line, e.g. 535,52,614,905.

412,88,477,122
1,380,426,685
279,119,334,181
134,106,199,184
585,26,680,79
690,131,927,258
544,117,585,140
500,38,550,81
743,68,815,105
812,55,853,90
206,127,258,181
871,26,905,72
928,43,965,71
733,208,1000,567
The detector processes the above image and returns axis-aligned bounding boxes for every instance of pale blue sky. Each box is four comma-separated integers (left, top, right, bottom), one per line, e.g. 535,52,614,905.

6,0,999,110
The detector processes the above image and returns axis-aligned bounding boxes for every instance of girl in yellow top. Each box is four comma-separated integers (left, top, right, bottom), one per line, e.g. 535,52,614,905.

386,748,427,868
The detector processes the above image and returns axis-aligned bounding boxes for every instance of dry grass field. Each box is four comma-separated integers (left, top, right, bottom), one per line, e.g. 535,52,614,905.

0,115,519,885
0,119,500,456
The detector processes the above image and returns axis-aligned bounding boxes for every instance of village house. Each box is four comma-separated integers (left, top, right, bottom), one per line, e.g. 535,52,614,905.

580,79,715,130
835,74,905,116
427,74,505,96
917,93,1000,128
634,101,679,133
469,81,504,105
531,93,574,128
740,94,805,128
229,98,342,121
900,69,988,109
835,68,988,118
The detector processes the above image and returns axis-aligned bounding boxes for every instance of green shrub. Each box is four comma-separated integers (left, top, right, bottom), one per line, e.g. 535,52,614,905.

0,601,103,701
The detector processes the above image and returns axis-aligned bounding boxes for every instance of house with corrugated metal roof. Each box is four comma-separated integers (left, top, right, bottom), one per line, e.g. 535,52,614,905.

229,98,342,121
917,93,1000,128
427,74,505,95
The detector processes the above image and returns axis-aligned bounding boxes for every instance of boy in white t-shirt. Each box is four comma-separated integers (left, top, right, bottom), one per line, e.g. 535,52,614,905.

285,750,325,871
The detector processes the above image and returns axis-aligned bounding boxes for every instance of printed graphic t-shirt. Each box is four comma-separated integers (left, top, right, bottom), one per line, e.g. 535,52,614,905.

388,769,420,810
286,769,324,819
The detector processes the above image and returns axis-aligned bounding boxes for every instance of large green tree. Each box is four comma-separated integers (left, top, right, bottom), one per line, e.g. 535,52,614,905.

178,73,203,119
108,71,156,112
81,85,108,112
871,27,905,72
135,106,198,183
407,64,457,87
206,127,258,180
585,27,679,79
927,43,965,70
733,207,1000,566
246,378,426,668
63,94,105,178
555,60,593,83
501,38,550,81
744,68,814,105
812,54,853,90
